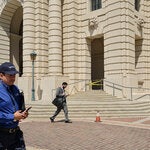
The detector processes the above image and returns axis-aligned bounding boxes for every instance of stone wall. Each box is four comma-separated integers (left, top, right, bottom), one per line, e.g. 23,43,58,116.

0,0,150,101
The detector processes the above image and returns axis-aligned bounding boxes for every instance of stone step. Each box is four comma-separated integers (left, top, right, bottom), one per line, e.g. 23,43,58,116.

27,106,150,118
30,111,149,117
29,98,149,105
27,106,148,112
26,90,150,118
28,113,150,119
27,103,150,110
27,102,150,109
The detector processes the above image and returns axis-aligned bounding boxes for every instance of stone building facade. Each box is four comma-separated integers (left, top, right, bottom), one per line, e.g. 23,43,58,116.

0,0,150,102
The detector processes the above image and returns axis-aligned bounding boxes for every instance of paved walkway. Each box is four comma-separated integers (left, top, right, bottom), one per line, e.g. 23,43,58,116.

20,117,150,150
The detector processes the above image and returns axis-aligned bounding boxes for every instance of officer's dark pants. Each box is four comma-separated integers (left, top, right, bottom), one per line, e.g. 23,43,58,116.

0,129,26,150
51,102,69,121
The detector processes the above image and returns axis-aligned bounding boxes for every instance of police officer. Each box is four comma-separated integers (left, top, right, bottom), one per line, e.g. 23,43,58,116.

0,62,28,150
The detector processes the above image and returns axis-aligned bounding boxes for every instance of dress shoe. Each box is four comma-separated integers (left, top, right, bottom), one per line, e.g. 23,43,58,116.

50,117,54,123
65,120,72,123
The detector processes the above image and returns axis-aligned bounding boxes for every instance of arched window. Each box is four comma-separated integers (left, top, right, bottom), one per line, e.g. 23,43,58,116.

91,0,102,11
135,0,140,11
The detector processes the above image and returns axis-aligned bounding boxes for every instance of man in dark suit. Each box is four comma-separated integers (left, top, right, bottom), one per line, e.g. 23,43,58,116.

50,82,72,123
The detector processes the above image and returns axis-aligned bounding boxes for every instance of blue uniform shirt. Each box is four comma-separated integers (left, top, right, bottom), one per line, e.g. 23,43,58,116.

0,80,24,128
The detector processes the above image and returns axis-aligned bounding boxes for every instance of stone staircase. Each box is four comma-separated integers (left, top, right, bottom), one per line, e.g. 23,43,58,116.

26,90,150,120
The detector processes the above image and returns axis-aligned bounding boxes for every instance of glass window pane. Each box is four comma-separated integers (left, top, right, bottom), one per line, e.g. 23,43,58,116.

91,0,101,11
135,0,140,11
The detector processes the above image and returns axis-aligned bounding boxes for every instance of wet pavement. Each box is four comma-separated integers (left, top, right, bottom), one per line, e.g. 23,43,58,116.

20,117,150,150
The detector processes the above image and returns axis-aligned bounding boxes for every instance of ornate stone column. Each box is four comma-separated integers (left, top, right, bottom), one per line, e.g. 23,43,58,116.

143,0,150,88
18,0,35,102
104,0,135,99
23,0,35,76
48,0,62,75
34,0,49,77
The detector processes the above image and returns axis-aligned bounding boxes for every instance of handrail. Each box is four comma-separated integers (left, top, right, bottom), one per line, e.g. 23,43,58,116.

103,79,150,101
51,78,150,101
134,94,150,101
69,79,91,94
104,79,150,90
68,79,91,85
51,79,91,99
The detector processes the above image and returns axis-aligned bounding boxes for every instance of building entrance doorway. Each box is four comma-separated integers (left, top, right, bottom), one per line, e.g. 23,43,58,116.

91,37,104,89
10,6,23,76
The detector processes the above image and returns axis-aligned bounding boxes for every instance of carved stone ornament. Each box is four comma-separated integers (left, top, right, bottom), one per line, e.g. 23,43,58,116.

88,17,98,29
137,18,144,27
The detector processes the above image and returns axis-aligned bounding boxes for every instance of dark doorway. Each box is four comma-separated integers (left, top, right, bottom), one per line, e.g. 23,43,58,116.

10,7,23,76
91,37,104,89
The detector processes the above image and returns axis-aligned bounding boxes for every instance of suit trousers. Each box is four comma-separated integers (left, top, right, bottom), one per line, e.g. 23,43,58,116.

51,102,69,121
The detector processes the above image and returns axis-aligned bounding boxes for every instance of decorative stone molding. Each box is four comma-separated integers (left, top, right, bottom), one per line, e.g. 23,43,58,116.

136,17,145,27
88,17,98,29
138,80,144,88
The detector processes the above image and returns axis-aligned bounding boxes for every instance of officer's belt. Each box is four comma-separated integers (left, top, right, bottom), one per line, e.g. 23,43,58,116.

0,126,20,133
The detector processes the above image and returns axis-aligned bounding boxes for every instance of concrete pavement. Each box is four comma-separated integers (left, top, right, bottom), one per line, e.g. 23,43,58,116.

20,117,150,150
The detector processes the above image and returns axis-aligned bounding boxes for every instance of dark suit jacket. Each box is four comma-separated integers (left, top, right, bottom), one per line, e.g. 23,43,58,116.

56,87,66,103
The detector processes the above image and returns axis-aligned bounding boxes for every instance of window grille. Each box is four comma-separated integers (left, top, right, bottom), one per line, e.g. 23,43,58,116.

91,0,102,11
135,0,140,11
